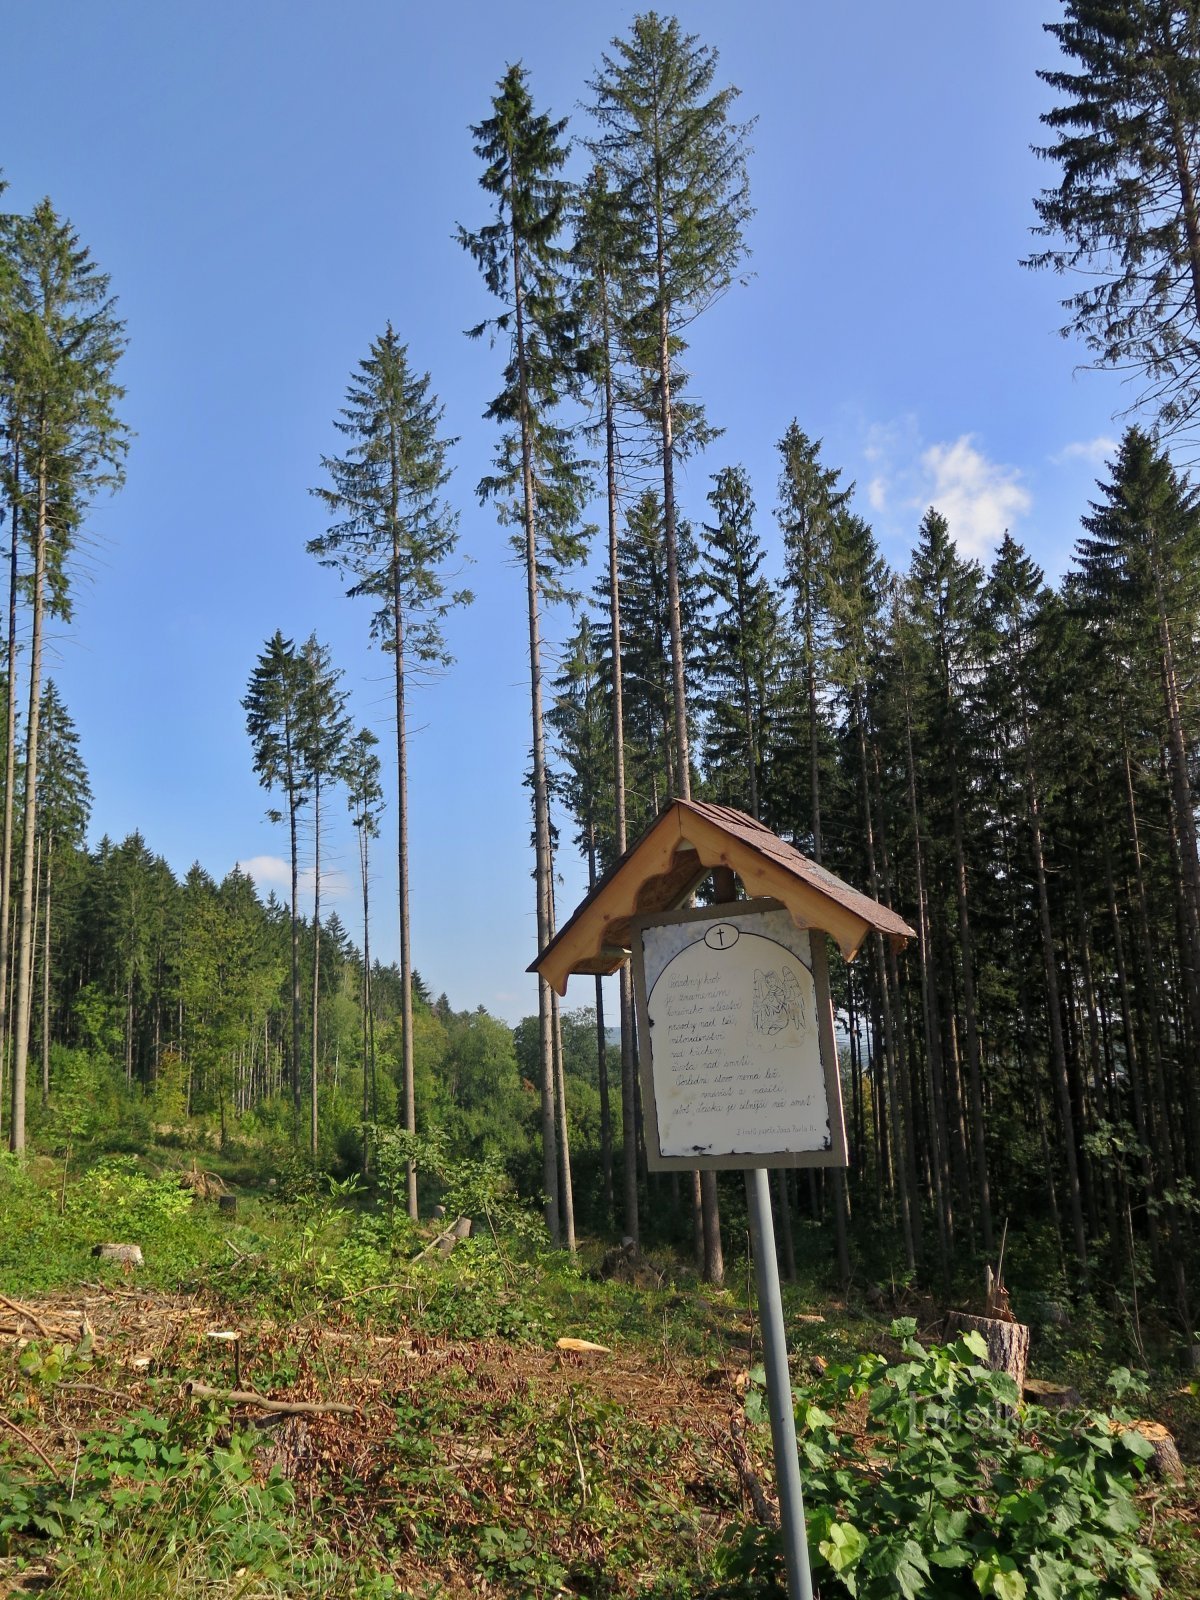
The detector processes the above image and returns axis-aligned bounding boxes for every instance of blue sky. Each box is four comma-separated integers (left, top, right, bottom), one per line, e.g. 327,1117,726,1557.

2,1,1131,1022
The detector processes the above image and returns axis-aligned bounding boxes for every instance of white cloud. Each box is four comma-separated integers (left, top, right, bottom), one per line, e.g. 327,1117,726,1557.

866,475,888,512
919,435,1031,559
1050,435,1117,467
238,854,350,907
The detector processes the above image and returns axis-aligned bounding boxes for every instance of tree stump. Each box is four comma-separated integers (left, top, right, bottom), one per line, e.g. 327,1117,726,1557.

1023,1377,1082,1410
1114,1420,1185,1482
91,1243,143,1267
945,1311,1030,1394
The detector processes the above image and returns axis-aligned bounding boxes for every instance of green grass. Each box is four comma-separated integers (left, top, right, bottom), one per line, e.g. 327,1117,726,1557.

1,1154,1198,1598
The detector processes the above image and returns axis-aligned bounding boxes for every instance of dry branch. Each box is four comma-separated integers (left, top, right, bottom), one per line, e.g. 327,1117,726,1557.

0,1413,63,1482
182,1381,356,1416
0,1293,53,1340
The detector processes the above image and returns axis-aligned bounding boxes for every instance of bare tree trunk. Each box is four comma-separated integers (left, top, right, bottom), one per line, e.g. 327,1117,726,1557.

39,836,51,1105
390,522,418,1220
9,449,46,1153
601,280,638,1245
310,774,321,1159
1028,774,1088,1265
359,825,372,1177
857,691,917,1269
949,766,994,1253
552,990,576,1254
288,785,302,1123
508,161,559,1244
594,977,613,1222
0,436,21,1108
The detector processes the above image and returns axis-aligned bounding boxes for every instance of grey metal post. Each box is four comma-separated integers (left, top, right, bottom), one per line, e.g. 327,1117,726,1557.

745,1166,814,1600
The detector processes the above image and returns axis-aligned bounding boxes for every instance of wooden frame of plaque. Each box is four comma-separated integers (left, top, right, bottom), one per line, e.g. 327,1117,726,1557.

630,898,849,1172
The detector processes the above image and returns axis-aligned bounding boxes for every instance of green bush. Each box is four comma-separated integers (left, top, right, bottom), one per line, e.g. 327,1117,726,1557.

718,1320,1159,1600
0,1153,226,1293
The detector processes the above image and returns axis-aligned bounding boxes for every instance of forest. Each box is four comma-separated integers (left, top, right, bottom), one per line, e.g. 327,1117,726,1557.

3,4,1200,1597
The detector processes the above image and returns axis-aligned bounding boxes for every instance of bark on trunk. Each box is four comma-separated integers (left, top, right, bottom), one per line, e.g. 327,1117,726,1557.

310,774,321,1159
8,450,46,1153
508,155,559,1244
0,435,21,1102
390,500,418,1221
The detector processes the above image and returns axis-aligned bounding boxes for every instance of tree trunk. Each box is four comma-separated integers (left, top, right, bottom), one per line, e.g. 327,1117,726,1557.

552,990,576,1254
601,284,638,1246
0,434,21,1105
288,784,302,1123
359,825,372,1177
390,514,418,1220
949,763,994,1253
509,158,559,1244
9,449,46,1153
310,773,321,1159
40,837,51,1106
945,1310,1030,1394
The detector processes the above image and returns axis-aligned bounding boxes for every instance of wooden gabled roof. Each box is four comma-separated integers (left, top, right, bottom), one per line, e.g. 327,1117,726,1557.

532,798,915,997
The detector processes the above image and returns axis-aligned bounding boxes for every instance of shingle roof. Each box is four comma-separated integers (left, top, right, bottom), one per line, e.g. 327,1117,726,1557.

531,798,915,996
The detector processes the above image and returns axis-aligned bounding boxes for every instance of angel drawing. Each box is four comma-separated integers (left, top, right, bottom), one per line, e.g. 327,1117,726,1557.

752,966,806,1044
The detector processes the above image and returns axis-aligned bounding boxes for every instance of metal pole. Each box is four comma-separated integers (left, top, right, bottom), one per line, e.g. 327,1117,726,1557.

745,1166,814,1600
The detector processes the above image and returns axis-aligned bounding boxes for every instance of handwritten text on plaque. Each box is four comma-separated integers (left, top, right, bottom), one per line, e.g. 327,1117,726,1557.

641,907,831,1159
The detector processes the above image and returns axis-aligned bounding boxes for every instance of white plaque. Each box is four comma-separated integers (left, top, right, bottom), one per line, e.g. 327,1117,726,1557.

630,900,848,1171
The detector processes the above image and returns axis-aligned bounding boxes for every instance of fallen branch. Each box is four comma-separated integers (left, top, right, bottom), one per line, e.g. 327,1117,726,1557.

182,1381,356,1417
0,1293,54,1341
0,1413,63,1483
728,1413,776,1528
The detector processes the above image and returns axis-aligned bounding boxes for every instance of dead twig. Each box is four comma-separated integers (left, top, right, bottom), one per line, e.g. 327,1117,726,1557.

0,1293,54,1341
331,1280,411,1307
0,1413,64,1483
727,1413,776,1528
182,1381,356,1417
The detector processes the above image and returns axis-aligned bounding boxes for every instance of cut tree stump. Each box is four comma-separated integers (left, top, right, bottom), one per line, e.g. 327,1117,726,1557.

1023,1377,1082,1410
945,1311,1030,1394
414,1217,473,1261
92,1244,143,1267
1114,1419,1185,1482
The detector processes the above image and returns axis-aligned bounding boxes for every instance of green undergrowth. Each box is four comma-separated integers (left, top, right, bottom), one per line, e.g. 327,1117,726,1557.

2,1155,1199,1595
720,1322,1166,1599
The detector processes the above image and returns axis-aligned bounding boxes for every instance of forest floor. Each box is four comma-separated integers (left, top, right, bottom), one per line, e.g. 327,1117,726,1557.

1,1160,1199,1596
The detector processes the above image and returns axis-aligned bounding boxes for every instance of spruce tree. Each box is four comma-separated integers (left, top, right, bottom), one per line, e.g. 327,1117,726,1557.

574,166,644,1240
4,200,127,1152
459,63,591,1246
548,616,616,1216
907,511,998,1258
1030,1,1200,432
310,325,465,1211
1077,429,1200,1103
697,464,782,819
243,632,310,1128
35,679,90,1104
588,12,754,808
297,635,351,1159
344,728,383,1162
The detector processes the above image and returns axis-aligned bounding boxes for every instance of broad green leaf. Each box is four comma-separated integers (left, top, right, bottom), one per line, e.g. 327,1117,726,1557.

818,1519,868,1574
974,1554,1027,1599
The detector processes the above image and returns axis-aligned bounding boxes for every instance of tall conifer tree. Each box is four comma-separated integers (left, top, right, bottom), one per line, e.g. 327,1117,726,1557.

459,63,591,1246
4,200,126,1152
1030,1,1200,433
310,326,464,1212
698,464,781,819
244,632,310,1127
297,635,351,1158
344,728,383,1162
